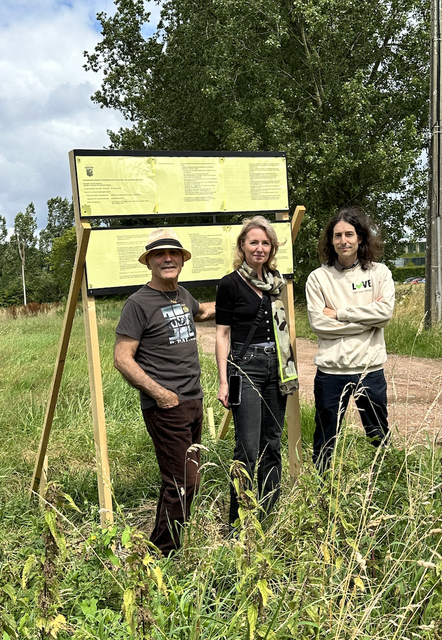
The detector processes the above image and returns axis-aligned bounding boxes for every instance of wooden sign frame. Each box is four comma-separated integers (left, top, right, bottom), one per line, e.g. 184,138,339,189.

31,150,304,526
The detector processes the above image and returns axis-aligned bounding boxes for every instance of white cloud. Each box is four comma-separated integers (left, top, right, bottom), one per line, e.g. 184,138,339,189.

0,0,160,230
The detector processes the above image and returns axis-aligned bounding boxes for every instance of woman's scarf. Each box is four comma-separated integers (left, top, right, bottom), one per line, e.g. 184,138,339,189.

237,261,299,395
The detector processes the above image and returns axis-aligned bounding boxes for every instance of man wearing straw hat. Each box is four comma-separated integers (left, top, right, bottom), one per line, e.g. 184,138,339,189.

114,228,215,555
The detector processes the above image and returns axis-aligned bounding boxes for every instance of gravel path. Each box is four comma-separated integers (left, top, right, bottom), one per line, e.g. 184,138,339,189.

197,322,442,443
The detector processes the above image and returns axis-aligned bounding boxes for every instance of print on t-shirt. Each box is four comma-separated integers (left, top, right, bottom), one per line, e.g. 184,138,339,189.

162,304,196,344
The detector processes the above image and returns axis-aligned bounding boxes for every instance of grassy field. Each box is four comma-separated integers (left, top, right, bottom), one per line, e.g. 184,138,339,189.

0,287,441,639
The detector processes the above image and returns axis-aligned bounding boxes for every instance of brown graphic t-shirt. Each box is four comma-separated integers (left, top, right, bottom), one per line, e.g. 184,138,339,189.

116,285,202,409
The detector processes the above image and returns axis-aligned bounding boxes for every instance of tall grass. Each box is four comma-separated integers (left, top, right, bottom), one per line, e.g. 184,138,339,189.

0,298,441,639
385,285,442,358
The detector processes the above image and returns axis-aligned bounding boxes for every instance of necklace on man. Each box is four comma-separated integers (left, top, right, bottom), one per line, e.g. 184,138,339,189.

161,289,179,305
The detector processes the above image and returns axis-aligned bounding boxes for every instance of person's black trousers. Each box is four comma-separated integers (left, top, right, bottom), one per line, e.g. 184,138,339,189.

313,368,389,473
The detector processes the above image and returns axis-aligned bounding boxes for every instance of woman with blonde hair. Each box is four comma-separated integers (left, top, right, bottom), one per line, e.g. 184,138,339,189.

216,216,298,531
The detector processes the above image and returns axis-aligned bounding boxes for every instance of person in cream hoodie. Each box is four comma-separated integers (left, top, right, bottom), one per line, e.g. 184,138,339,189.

306,207,395,472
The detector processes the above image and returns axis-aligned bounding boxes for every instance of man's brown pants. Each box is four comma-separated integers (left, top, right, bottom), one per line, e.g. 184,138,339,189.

142,398,203,555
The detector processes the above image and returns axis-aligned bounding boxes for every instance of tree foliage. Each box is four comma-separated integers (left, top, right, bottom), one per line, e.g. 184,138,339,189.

12,203,38,305
0,202,75,307
0,215,7,274
39,197,75,255
0,215,7,246
49,227,77,295
13,203,37,252
85,0,430,285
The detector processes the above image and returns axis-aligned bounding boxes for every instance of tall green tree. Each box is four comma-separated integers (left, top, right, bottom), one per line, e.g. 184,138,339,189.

48,227,77,297
0,216,6,245
0,215,8,291
13,203,38,305
0,215,7,264
0,199,77,307
85,0,430,284
39,197,75,255
0,217,22,306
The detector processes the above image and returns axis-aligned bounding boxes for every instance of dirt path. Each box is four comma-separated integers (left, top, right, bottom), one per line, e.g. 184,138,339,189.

197,322,442,443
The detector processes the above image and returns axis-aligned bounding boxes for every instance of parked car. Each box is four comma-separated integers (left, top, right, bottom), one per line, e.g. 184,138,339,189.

410,277,425,284
403,276,420,283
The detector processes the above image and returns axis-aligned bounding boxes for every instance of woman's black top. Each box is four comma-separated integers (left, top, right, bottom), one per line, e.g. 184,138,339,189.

215,271,275,344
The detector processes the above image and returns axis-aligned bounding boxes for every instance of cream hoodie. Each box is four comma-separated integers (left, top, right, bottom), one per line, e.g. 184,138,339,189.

306,262,395,375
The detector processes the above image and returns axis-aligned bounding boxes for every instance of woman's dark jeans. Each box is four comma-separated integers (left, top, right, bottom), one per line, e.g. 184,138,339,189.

228,344,287,528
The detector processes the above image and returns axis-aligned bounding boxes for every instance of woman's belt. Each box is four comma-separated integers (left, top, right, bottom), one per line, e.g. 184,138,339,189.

232,342,276,355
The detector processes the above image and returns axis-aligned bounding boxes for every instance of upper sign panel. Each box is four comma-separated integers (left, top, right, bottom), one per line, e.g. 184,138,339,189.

72,151,289,218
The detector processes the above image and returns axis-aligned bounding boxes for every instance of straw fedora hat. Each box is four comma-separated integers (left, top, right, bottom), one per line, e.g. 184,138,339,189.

138,228,191,265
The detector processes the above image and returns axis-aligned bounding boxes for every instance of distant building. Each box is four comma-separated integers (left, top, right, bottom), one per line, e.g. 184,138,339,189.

404,240,426,254
394,239,426,267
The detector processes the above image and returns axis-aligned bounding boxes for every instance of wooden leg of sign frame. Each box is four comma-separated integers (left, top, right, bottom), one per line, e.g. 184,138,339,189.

217,408,232,439
277,207,305,484
291,206,306,245
30,222,91,498
282,279,303,484
81,277,114,527
207,407,216,438
39,455,48,512
286,392,302,482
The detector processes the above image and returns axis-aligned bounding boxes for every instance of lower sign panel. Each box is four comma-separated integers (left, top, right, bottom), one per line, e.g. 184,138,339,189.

85,222,293,295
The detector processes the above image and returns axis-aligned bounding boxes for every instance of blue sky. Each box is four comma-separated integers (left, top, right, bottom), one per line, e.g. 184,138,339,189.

0,0,161,232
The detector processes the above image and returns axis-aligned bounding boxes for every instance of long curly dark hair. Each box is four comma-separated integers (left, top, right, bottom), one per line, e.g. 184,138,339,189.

318,207,384,271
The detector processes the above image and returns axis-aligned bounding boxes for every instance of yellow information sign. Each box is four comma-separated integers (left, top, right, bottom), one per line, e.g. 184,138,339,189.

74,153,289,218
85,222,293,294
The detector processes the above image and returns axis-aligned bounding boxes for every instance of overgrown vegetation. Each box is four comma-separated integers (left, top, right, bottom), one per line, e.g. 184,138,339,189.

385,285,442,359
0,294,441,639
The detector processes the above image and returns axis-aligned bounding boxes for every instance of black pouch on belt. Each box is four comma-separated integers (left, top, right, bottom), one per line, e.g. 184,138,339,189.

228,374,242,406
